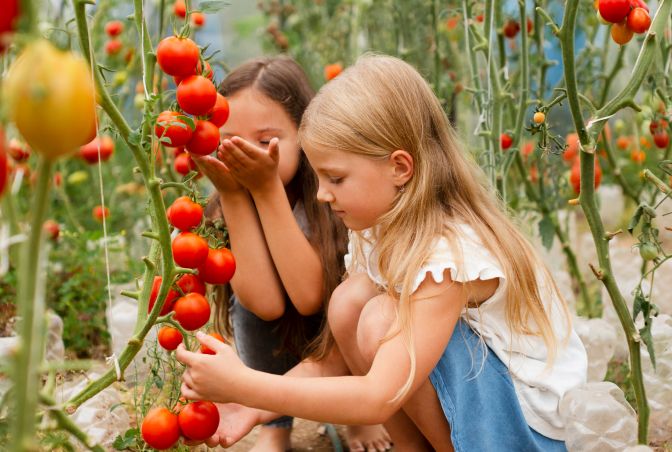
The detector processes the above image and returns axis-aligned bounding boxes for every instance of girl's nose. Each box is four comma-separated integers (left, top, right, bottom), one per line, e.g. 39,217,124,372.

316,184,334,203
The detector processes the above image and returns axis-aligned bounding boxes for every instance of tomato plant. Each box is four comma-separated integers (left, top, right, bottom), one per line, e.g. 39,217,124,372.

172,231,209,268
173,293,211,330
198,247,236,285
177,401,219,441
141,407,180,450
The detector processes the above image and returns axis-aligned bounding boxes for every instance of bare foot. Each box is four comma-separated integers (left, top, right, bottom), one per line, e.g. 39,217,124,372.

249,426,292,452
346,424,393,451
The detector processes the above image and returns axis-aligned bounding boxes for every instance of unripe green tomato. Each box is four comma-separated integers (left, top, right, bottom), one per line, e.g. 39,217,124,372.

134,93,145,110
614,119,626,134
67,170,89,185
639,243,658,261
113,71,128,87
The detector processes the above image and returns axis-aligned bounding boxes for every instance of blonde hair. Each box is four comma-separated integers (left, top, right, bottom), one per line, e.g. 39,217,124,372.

299,54,571,401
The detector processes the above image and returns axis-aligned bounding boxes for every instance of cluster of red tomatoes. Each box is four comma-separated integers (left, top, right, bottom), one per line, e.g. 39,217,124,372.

598,0,652,45
153,35,229,177
104,20,125,56
173,0,206,29
142,400,219,450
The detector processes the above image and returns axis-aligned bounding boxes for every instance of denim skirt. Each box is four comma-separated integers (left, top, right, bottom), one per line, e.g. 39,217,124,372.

429,320,567,452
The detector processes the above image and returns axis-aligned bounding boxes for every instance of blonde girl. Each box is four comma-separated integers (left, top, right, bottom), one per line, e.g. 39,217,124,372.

178,54,587,451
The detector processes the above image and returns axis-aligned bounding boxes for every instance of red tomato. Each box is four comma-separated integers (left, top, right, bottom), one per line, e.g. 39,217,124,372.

564,133,580,162
615,135,631,150
0,0,20,53
141,407,180,450
173,60,214,85
627,7,651,33
177,75,217,116
178,401,220,441
173,0,187,18
53,171,62,187
569,160,602,195
0,130,7,198
8,139,30,162
630,149,646,163
649,118,668,134
79,136,115,164
526,18,533,34
599,0,631,23
155,111,194,147
105,20,124,37
43,219,60,240
186,120,220,156
158,326,183,350
500,133,513,150
475,14,484,23
172,231,209,268
93,205,110,222
191,12,206,28
174,152,197,176
208,93,230,128
168,196,203,231
173,293,211,330
611,21,634,45
156,36,200,77
503,20,520,39
105,39,123,56
630,0,648,11
324,63,343,81
654,130,670,149
198,247,236,285
148,276,179,315
176,273,206,295
200,332,226,354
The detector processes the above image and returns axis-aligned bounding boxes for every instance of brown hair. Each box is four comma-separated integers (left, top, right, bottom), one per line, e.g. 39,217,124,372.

206,56,347,359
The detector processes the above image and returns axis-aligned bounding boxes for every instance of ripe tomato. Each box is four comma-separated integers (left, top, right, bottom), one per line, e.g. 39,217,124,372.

0,131,6,198
521,142,534,159
191,12,206,28
599,0,631,23
176,273,206,295
0,0,20,54
626,7,650,33
174,0,187,18
503,19,520,39
200,332,226,354
208,94,230,128
141,407,180,450
564,133,580,162
173,293,211,330
186,120,220,156
533,112,545,124
155,111,194,147
156,36,200,77
174,152,197,176
3,40,97,160
177,75,217,116
324,63,343,81
174,60,214,85
148,276,179,315
615,135,631,150
8,139,30,162
172,231,209,268
500,133,513,150
630,149,646,163
158,326,183,350
168,196,203,231
653,130,670,149
178,401,220,441
43,220,60,241
569,160,602,195
79,136,115,164
105,39,122,55
526,17,533,34
93,205,110,222
53,171,62,187
198,247,236,285
649,118,668,134
611,21,633,45
105,20,124,37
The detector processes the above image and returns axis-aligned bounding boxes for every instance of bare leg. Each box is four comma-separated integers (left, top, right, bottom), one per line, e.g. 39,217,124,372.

329,276,425,451
249,426,291,452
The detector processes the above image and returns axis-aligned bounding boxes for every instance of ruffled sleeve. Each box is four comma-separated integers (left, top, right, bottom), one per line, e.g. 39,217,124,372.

409,225,506,294
343,230,367,275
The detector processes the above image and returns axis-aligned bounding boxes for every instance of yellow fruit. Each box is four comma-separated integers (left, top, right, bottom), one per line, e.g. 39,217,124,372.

3,40,97,160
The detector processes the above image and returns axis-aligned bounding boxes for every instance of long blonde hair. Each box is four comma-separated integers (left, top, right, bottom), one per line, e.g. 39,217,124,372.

299,54,570,400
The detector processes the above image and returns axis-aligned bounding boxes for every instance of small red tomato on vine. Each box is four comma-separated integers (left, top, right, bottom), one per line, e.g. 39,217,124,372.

155,111,194,147
8,139,30,162
599,0,631,23
174,152,197,176
168,196,203,231
564,133,580,162
173,293,211,330
653,130,670,149
105,39,123,56
105,20,124,37
148,276,179,315
43,220,60,241
208,93,230,128
611,21,634,45
79,136,115,164
176,273,206,296
324,63,343,81
526,18,533,34
630,149,646,163
178,401,220,441
191,12,206,28
533,112,545,124
500,133,513,150
186,120,220,156
93,205,110,222
627,7,651,34
569,160,602,194
141,407,180,450
173,0,187,18
616,135,631,150
200,332,226,354
503,19,520,39
198,247,236,285
177,75,217,116
172,231,209,268
156,36,200,77
158,326,183,351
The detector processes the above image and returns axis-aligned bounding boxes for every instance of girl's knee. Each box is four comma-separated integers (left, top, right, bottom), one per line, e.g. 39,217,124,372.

328,274,379,338
356,295,397,367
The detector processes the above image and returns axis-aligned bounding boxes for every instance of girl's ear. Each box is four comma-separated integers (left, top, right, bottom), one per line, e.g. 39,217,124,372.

389,150,414,187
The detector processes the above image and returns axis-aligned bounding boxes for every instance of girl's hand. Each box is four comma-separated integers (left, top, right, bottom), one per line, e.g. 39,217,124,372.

191,154,243,194
182,402,260,448
218,136,280,195
176,332,247,403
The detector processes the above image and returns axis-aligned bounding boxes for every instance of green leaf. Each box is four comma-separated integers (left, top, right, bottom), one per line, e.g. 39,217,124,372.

538,215,554,250
639,321,656,370
113,428,139,450
628,205,644,234
632,290,645,321
198,1,230,13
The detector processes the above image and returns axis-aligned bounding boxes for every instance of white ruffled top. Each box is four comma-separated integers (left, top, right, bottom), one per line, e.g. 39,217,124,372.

344,224,587,441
